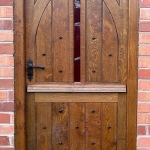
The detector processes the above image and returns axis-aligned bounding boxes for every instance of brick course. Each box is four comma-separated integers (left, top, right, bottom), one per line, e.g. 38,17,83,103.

139,1,150,148
0,2,14,149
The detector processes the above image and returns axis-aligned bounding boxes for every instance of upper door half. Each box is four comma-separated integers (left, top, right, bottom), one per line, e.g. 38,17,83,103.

25,0,128,85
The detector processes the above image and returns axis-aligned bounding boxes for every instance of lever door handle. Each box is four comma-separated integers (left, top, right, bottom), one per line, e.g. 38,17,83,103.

27,59,45,81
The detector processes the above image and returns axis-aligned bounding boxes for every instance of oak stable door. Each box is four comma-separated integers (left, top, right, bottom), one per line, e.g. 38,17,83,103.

25,0,132,149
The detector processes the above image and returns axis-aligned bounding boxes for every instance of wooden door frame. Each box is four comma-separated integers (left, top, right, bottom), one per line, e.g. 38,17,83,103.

14,0,138,149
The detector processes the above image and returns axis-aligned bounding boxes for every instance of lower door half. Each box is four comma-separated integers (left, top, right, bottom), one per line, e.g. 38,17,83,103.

26,92,126,150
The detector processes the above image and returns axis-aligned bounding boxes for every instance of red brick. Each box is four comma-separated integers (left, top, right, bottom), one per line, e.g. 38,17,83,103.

0,102,14,112
137,148,149,150
0,125,14,134
0,136,9,145
139,45,150,56
137,137,150,147
140,9,150,20
0,44,13,54
139,33,150,44
0,0,12,6
8,91,14,101
138,103,150,112
138,80,150,90
0,79,13,89
138,57,150,68
0,68,13,77
0,56,14,66
137,126,146,135
0,32,13,42
0,92,7,101
139,22,150,32
0,148,14,150
0,20,13,30
138,69,150,78
138,113,150,124
0,7,13,18
0,114,10,123
140,0,150,7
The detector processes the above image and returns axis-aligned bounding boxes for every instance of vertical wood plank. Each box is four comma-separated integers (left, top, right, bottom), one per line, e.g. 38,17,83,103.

85,103,101,150
26,93,36,150
119,0,128,84
86,0,102,82
127,0,138,149
36,103,52,150
80,0,86,83
14,0,26,149
36,2,52,82
117,93,127,150
52,0,70,82
101,103,117,150
102,2,118,82
25,0,35,84
70,103,85,149
69,0,74,82
52,103,69,150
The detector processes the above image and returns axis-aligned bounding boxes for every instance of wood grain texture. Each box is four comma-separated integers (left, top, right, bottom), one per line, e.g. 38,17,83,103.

28,84,126,92
85,103,101,150
102,2,118,82
80,0,86,83
35,93,118,103
25,0,35,84
36,103,51,150
52,103,69,150
52,0,70,82
117,93,127,150
69,0,74,82
14,0,26,149
127,0,138,149
36,2,52,82
86,0,102,82
118,0,128,84
26,93,36,150
101,103,117,150
70,103,85,149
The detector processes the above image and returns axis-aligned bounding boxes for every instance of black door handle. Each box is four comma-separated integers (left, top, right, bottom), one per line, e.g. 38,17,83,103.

27,59,45,81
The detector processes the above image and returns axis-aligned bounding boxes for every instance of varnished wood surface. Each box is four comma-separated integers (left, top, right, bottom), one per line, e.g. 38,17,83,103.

35,93,118,103
70,103,85,149
85,103,101,149
14,0,138,149
127,0,138,149
26,93,36,150
14,0,26,149
86,0,102,82
25,0,73,83
101,103,117,150
52,103,69,149
27,84,126,92
102,2,118,82
36,103,51,150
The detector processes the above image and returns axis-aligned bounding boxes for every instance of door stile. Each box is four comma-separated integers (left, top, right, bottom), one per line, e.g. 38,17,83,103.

14,0,26,149
127,0,138,149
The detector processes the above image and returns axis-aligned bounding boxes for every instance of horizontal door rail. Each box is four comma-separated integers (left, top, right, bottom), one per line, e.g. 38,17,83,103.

27,84,126,93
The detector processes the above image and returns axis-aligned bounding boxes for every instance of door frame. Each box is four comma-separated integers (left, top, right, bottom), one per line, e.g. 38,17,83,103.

14,0,138,149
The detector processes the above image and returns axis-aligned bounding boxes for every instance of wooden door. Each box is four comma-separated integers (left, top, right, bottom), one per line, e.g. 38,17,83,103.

14,0,137,149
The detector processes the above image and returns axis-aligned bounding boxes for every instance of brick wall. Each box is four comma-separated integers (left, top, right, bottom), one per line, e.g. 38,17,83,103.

0,0,14,149
0,0,150,150
138,0,150,149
